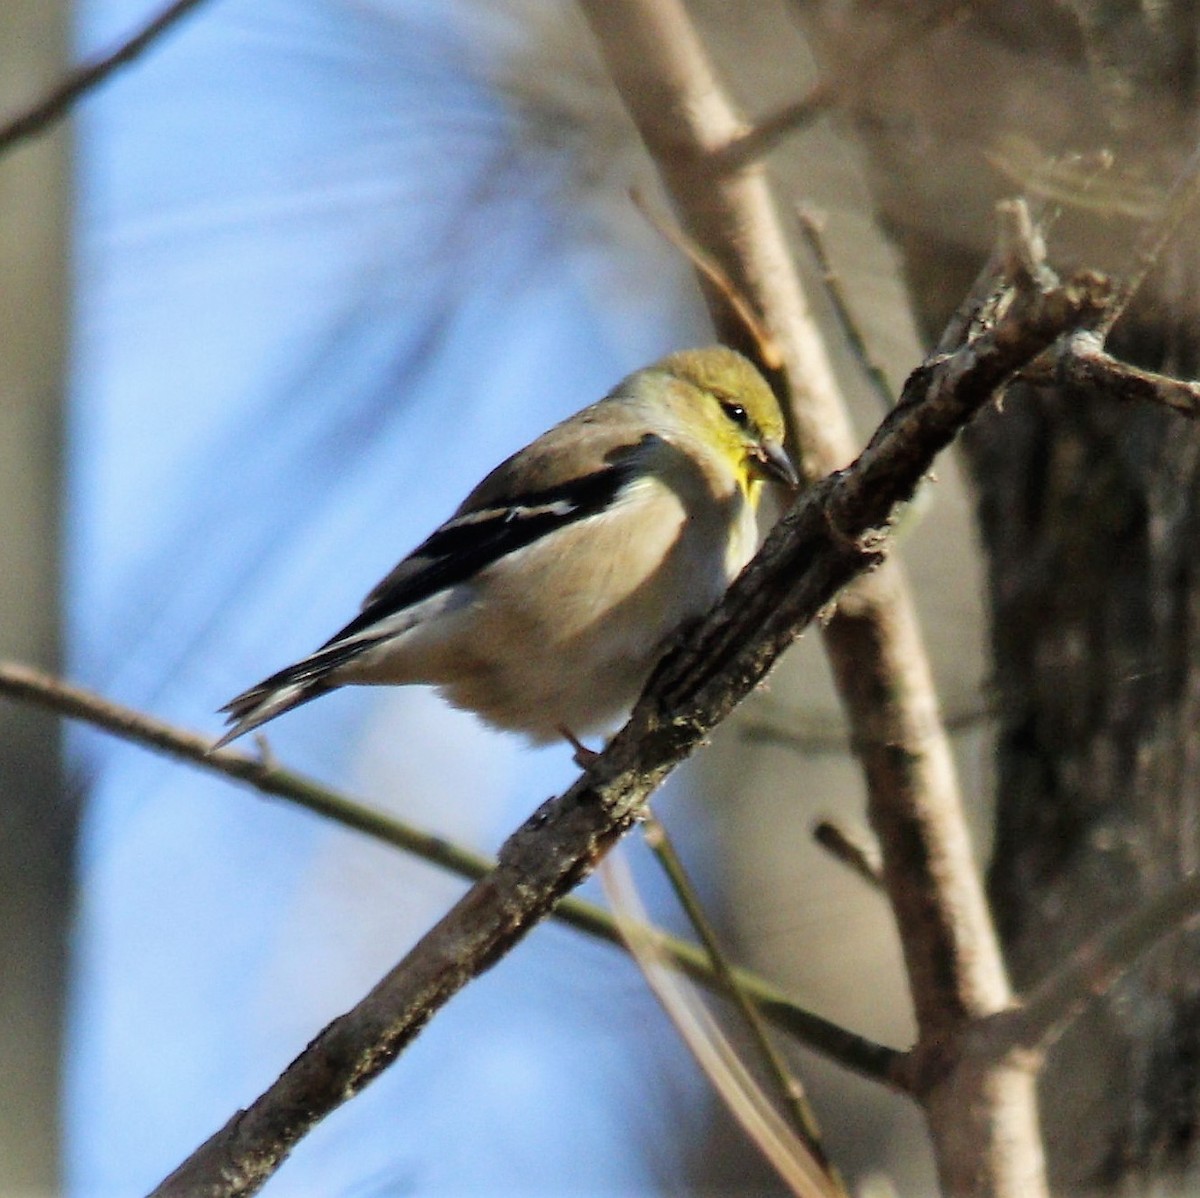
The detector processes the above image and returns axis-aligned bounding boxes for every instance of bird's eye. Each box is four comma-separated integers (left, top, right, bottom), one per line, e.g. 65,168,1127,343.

719,399,750,428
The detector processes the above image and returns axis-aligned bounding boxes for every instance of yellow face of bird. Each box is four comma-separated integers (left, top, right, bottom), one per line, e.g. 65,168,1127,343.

654,346,799,502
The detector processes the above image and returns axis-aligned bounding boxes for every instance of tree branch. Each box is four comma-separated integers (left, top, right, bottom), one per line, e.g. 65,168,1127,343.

577,0,1012,1059
570,9,1089,1193
711,6,966,175
812,820,885,891
983,872,1200,1059
1057,331,1200,418
713,86,835,174
146,245,1109,1197
0,0,214,155
641,813,838,1169
0,659,894,1088
1097,139,1200,339
796,204,896,409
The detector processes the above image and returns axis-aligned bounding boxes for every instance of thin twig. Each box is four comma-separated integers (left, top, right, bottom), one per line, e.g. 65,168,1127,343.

1098,139,1200,339
630,187,782,369
985,136,1158,221
601,853,839,1198
796,205,895,410
812,821,885,892
741,699,994,755
982,872,1200,1059
714,5,968,174
642,813,843,1187
714,84,836,174
0,0,215,155
0,659,895,1083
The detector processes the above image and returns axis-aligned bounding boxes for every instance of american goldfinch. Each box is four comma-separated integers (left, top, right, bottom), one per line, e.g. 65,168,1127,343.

215,346,797,749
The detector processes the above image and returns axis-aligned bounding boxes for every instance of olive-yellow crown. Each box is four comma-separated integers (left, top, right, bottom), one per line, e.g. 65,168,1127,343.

648,346,797,491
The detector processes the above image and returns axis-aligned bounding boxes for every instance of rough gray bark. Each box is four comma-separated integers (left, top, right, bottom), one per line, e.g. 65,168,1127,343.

975,327,1200,1192
796,1,1200,1189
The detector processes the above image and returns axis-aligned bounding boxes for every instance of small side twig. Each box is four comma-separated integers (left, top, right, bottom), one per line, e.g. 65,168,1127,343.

981,872,1200,1060
0,0,214,155
714,5,968,174
642,812,842,1186
630,187,781,369
1098,139,1200,339
812,820,885,892
714,84,836,174
741,699,994,755
1057,331,1200,418
796,206,895,410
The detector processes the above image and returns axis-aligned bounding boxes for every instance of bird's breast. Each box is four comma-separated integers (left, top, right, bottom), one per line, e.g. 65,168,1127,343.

424,471,752,740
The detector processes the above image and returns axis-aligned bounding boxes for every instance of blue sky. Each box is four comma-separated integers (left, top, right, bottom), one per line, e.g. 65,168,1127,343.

66,2,728,1193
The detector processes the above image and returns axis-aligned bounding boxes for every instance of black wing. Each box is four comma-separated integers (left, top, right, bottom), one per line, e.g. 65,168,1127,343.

215,449,647,747
323,457,640,647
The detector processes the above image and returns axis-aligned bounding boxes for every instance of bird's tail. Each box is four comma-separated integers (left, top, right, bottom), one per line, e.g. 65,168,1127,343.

211,639,366,750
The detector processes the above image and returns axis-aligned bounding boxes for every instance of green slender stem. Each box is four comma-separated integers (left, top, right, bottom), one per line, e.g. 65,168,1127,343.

642,811,847,1194
0,659,904,1088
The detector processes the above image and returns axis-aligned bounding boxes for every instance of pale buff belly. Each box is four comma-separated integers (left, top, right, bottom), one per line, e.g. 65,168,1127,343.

344,478,756,741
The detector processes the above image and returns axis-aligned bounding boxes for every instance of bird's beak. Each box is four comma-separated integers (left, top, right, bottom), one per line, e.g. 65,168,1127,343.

752,439,800,489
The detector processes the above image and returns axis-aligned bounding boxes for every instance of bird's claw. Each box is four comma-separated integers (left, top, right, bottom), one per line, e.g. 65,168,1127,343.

559,726,600,768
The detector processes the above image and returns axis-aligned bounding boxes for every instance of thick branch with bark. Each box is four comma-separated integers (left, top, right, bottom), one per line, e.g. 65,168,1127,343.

579,0,1010,1044
146,247,1108,1198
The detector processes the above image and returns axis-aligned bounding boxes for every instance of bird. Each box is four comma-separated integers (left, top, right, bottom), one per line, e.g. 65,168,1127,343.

213,345,798,752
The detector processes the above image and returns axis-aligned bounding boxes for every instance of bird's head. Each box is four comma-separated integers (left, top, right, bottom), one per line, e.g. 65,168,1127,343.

651,346,799,500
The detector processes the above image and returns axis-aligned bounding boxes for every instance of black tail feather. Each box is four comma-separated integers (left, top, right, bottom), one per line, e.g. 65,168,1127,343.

212,637,378,749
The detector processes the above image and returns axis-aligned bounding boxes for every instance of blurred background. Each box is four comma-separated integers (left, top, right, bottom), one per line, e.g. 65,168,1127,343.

0,2,993,1194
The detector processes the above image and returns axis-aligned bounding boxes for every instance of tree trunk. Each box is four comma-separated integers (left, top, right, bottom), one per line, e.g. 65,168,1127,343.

798,1,1200,1189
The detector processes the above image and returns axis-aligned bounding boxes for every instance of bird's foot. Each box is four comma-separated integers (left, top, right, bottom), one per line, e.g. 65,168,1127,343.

559,726,600,768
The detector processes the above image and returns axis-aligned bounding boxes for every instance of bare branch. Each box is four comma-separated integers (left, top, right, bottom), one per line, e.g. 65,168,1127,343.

741,699,994,755
0,659,893,1086
1057,331,1200,418
982,873,1200,1059
0,660,499,885
713,5,968,174
147,245,1109,1197
642,814,840,1174
602,853,841,1198
576,7,1075,1192
1099,140,1200,339
578,0,1014,1052
812,820,885,891
715,86,835,174
630,187,782,369
0,0,214,155
796,205,895,410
